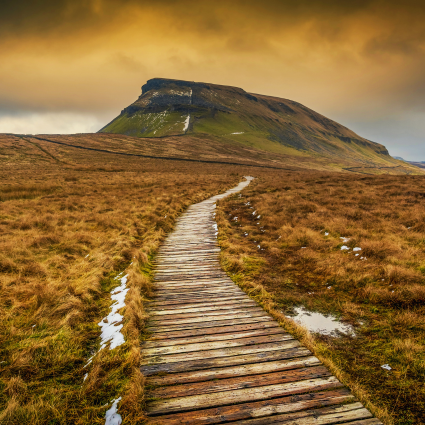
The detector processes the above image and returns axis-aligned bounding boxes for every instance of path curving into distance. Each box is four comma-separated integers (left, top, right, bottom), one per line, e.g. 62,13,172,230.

141,177,381,424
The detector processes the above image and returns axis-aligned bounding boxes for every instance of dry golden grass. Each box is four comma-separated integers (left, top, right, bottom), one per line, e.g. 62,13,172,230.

217,171,425,425
2,132,424,424
0,154,241,424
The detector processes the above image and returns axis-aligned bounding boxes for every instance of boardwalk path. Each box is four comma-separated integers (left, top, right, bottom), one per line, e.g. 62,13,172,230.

141,177,381,424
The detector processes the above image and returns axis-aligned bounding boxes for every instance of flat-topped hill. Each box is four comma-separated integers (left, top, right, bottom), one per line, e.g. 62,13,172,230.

99,78,399,169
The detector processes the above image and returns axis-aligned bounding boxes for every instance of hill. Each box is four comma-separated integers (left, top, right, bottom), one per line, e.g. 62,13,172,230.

99,78,416,172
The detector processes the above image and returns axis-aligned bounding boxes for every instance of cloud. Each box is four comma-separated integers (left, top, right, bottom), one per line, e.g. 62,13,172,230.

0,112,107,135
0,0,424,156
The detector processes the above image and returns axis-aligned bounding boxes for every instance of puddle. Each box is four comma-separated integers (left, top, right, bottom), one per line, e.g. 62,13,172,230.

286,307,355,337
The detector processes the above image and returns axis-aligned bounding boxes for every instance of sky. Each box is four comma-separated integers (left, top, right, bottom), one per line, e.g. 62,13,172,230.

1,0,424,160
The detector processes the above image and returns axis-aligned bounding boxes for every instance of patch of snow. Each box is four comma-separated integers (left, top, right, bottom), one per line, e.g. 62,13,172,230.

341,245,350,250
105,397,122,425
257,215,261,219
83,373,88,382
381,364,392,371
340,237,351,243
257,245,261,249
84,273,129,368
85,254,89,258
98,275,129,351
233,217,238,221
324,232,329,236
183,115,190,132
287,307,355,337
252,211,256,215
355,254,359,256
301,247,306,249
231,132,244,135
353,247,362,252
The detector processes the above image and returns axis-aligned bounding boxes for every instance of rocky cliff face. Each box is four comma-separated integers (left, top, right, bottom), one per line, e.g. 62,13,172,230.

99,78,391,162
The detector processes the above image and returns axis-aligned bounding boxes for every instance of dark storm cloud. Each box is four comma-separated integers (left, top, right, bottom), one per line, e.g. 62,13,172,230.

0,0,424,156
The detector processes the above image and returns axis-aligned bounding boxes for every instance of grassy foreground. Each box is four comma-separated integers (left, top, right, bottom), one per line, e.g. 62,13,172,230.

0,158,239,424
217,171,425,425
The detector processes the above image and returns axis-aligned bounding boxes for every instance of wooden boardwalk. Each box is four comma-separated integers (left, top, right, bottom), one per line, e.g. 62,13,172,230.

142,177,381,424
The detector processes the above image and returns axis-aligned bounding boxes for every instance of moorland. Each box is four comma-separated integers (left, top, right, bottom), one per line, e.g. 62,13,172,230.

1,78,424,425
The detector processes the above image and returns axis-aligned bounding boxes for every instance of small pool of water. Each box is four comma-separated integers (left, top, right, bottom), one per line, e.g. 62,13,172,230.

286,307,355,337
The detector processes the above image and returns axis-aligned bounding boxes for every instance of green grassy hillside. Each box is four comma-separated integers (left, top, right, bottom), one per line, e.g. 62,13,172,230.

99,78,404,168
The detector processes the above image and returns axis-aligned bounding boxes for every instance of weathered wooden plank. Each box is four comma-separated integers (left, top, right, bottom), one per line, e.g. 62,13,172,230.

155,273,228,281
146,376,343,415
147,316,275,333
149,306,265,323
156,266,222,273
153,280,236,290
144,326,284,348
150,389,355,424
147,356,320,386
149,365,331,399
226,403,371,424
151,295,249,307
151,293,247,303
153,284,238,293
140,344,308,375
148,321,280,340
152,287,244,297
144,333,290,357
142,338,296,365
147,312,271,331
151,297,254,310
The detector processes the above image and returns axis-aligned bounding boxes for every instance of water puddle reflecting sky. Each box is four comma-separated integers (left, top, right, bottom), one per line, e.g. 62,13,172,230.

287,306,355,337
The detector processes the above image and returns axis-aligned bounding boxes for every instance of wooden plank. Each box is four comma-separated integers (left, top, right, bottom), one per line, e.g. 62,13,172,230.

148,321,280,340
146,376,343,415
151,297,254,310
143,333,290,357
147,316,275,333
144,326,284,348
140,345,309,375
147,356,320,386
155,273,227,281
156,266,222,273
225,403,371,424
153,280,236,290
151,295,249,307
149,306,264,323
147,314,272,332
142,338,296,365
153,287,244,297
149,365,331,399
151,302,257,314
150,389,355,424
154,281,240,290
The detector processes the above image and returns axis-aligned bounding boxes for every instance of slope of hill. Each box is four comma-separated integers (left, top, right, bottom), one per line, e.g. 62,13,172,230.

99,78,407,169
